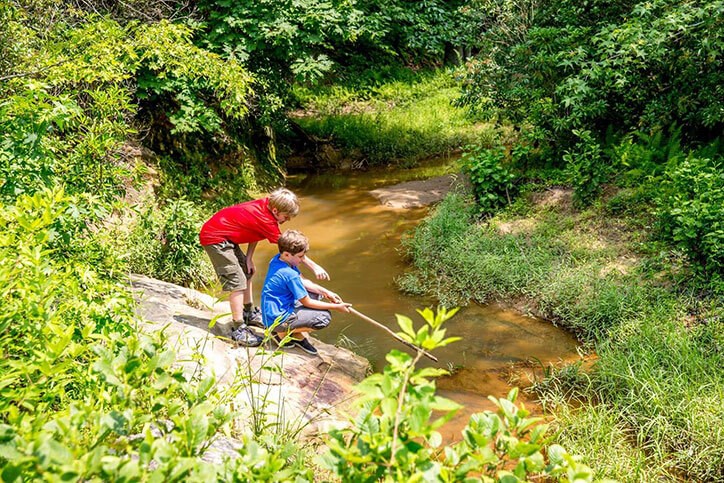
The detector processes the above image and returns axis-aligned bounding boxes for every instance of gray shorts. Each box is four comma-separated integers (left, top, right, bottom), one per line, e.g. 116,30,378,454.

203,241,251,292
276,307,332,333
275,293,331,332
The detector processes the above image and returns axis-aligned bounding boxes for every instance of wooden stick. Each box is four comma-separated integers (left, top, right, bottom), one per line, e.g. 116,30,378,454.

348,308,439,362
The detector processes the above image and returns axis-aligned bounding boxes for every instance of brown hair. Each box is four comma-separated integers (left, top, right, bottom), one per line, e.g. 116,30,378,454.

268,188,300,217
278,230,309,255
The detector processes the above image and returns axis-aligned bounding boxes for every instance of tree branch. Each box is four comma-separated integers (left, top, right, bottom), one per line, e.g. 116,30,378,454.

0,61,68,83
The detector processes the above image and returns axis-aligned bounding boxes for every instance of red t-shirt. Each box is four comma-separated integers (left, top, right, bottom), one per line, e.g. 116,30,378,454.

199,198,281,246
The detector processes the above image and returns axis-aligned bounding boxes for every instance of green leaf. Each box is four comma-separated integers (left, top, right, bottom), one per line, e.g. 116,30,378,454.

396,314,415,338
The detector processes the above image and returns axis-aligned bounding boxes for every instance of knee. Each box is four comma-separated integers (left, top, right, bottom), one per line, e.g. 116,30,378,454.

310,311,331,330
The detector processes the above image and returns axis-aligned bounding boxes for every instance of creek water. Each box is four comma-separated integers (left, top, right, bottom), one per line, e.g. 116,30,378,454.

250,168,581,440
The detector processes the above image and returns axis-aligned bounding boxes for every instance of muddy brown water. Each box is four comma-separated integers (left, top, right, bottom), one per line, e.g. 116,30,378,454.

249,169,581,441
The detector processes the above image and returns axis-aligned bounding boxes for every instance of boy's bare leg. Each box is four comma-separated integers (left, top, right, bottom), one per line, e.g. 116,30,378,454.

229,290,245,323
242,280,253,305
277,328,312,339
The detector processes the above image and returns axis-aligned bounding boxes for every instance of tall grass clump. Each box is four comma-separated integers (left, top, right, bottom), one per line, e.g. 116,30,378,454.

549,404,660,482
590,307,724,481
293,68,492,166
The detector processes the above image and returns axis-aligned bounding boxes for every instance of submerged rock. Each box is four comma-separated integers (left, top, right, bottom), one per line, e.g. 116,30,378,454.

129,274,369,452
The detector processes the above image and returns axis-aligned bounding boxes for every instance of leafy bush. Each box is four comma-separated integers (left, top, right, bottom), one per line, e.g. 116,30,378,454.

0,189,239,480
2,7,262,208
126,199,214,287
562,130,609,207
321,307,596,482
656,155,724,281
461,145,517,213
0,77,135,203
199,0,360,86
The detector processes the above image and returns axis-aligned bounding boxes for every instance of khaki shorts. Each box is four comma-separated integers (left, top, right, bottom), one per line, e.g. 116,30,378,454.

203,241,251,292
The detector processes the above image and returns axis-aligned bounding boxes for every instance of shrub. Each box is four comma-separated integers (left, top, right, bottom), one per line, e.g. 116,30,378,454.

321,307,596,482
563,130,609,207
656,155,724,281
126,199,214,287
461,145,517,214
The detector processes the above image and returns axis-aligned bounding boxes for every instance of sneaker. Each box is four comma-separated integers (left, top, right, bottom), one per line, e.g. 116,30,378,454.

295,337,318,355
272,333,298,349
243,307,264,328
230,325,262,347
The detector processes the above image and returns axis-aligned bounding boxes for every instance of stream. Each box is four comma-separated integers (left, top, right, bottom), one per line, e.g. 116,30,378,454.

251,167,581,440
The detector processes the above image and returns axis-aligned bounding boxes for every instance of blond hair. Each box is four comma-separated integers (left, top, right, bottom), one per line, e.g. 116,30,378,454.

269,188,300,216
278,230,309,255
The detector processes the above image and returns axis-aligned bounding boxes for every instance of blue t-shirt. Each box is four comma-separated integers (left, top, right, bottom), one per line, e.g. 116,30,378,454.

261,254,308,328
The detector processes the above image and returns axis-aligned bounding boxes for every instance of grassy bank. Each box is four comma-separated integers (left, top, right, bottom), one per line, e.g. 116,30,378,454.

291,68,492,166
401,190,724,481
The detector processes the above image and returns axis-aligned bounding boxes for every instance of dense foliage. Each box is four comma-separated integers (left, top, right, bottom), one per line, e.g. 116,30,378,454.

0,6,255,203
3,0,723,480
459,0,723,143
455,0,723,285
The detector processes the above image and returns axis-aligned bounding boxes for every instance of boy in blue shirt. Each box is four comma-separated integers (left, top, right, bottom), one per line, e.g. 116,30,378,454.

261,230,351,355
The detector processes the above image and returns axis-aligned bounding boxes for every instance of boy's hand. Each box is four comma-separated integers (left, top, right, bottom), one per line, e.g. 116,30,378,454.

313,266,330,280
335,303,352,313
325,290,342,303
246,259,256,277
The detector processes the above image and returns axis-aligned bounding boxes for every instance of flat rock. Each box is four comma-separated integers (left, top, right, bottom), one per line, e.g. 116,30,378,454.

129,274,369,455
370,174,459,208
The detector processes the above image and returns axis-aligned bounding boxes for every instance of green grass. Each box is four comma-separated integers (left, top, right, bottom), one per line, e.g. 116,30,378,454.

401,189,724,480
551,403,662,482
291,68,493,166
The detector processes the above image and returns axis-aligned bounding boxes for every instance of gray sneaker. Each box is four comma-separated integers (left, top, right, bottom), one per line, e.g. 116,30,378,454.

243,307,264,328
295,337,318,355
230,325,262,347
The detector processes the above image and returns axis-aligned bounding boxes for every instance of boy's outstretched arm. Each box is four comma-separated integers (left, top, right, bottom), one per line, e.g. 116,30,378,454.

300,255,330,280
301,278,343,303
298,294,352,313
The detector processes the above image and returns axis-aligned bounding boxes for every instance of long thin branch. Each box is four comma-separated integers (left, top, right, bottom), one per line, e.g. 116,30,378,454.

389,351,423,470
0,60,68,82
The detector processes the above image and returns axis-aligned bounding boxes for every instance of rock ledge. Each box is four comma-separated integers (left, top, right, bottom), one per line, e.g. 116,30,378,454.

129,274,370,455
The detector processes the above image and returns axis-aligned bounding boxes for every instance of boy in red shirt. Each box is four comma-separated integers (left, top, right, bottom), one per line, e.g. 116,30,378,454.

199,188,329,346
